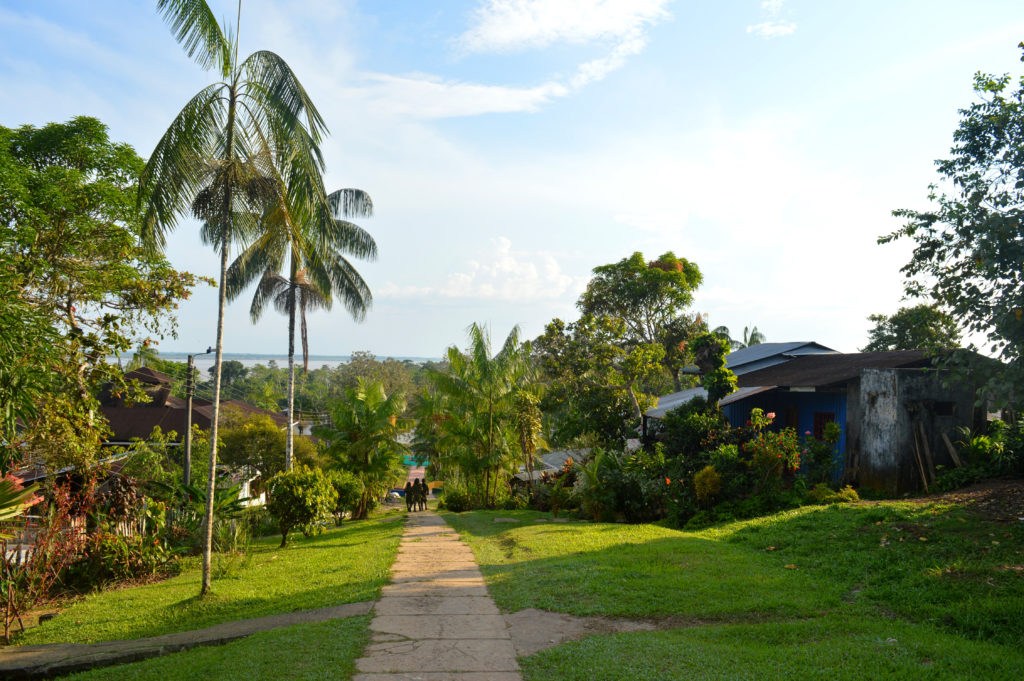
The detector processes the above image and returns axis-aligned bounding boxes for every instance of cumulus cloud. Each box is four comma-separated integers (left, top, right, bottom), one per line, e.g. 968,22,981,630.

746,0,796,39
379,237,588,303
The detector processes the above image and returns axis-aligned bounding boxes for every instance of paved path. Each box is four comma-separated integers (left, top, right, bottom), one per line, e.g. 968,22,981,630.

354,512,521,681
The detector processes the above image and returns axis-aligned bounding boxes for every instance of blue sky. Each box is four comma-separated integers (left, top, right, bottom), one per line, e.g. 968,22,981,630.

3,1,1023,358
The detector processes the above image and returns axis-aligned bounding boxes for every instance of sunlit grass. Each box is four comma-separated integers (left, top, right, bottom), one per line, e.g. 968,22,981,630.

18,519,403,645
62,615,372,681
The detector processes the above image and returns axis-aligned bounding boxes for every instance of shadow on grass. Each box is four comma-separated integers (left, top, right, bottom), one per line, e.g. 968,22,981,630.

445,501,1024,649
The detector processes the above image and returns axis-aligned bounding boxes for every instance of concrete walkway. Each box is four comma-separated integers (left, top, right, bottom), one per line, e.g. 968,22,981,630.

354,512,521,681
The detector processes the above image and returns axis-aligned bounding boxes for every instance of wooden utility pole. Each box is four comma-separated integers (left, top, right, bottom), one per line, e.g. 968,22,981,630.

183,347,212,487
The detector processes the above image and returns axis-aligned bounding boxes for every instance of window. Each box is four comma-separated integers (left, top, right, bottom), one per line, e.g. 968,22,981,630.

813,411,836,440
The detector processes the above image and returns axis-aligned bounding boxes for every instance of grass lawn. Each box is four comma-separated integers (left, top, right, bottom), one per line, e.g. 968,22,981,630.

444,503,1024,646
521,615,1024,681
445,499,1024,679
62,615,372,681
18,518,403,646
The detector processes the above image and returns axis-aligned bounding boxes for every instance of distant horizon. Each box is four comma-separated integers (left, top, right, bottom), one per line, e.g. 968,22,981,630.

112,351,444,365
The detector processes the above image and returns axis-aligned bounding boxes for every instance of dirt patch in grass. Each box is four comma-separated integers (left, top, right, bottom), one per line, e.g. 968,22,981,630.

928,479,1024,522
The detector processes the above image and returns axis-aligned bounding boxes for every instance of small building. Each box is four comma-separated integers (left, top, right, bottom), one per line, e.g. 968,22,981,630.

646,346,987,494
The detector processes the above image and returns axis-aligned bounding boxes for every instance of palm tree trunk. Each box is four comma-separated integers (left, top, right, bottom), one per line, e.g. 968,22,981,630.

201,79,237,598
201,217,231,597
286,280,296,470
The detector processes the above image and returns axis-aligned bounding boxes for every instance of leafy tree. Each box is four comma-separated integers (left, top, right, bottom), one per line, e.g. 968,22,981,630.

861,304,961,352
335,351,416,401
535,315,665,440
578,251,703,390
217,408,321,480
209,360,248,387
691,332,737,406
0,117,199,472
315,379,408,519
326,469,363,524
266,465,336,548
881,49,1024,407
141,0,328,595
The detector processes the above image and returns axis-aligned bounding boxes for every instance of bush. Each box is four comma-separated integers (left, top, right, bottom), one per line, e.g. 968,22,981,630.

326,470,363,525
65,530,172,590
441,485,471,513
694,465,721,506
266,466,337,547
806,483,860,504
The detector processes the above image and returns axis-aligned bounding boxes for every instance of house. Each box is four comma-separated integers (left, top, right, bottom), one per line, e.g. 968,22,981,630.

647,347,987,494
727,350,985,493
643,342,836,430
100,367,288,444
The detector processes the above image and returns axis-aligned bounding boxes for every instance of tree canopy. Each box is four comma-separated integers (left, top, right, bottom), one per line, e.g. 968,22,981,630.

881,51,1024,406
0,117,199,471
861,304,961,352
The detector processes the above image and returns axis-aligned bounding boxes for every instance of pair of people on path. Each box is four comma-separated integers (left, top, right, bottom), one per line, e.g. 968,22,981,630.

404,478,427,512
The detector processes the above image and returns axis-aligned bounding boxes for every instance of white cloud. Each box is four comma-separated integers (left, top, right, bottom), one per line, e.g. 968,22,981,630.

379,237,588,303
355,73,569,118
746,0,796,39
458,0,670,53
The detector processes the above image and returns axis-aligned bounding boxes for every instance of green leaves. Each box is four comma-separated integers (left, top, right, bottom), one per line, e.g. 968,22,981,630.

156,0,232,78
883,52,1024,407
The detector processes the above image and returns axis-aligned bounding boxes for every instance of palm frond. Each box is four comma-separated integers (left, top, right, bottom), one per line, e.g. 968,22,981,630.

156,0,232,77
138,83,225,250
329,188,374,219
250,270,289,322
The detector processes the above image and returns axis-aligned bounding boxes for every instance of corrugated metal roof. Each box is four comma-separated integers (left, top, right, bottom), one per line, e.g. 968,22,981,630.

726,342,836,373
736,351,932,388
645,386,707,418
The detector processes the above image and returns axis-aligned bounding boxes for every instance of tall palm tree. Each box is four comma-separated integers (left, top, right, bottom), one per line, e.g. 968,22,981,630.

226,179,376,471
139,0,328,596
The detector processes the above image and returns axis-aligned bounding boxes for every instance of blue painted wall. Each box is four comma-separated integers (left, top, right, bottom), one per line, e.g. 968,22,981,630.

722,390,848,478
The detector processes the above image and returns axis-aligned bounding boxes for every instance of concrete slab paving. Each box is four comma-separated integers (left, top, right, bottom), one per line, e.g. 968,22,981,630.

373,597,499,617
371,615,509,639
356,512,521,680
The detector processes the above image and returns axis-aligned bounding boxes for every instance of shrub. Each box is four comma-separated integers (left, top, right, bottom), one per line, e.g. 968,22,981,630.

806,483,860,504
326,470,363,525
266,466,337,547
803,421,842,484
441,485,470,513
694,465,721,506
65,531,172,589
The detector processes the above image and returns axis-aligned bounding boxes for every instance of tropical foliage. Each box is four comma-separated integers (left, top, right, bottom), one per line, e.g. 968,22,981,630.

420,324,533,508
315,379,408,519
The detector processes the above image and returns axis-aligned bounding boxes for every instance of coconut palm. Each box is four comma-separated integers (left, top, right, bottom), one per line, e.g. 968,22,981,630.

712,324,766,350
226,179,376,471
139,0,328,596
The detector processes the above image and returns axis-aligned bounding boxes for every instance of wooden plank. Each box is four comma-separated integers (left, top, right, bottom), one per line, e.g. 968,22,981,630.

941,433,963,467
919,422,936,484
912,426,930,493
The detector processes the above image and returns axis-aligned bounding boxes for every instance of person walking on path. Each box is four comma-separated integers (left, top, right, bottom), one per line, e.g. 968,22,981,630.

411,479,423,512
404,481,413,512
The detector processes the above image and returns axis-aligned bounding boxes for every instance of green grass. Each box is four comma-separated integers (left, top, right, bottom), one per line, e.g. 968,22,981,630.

61,615,372,681
443,510,839,621
444,501,1024,647
520,615,1024,681
20,519,403,645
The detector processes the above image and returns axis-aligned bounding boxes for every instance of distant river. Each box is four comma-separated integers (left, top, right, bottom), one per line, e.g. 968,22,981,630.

110,353,440,375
